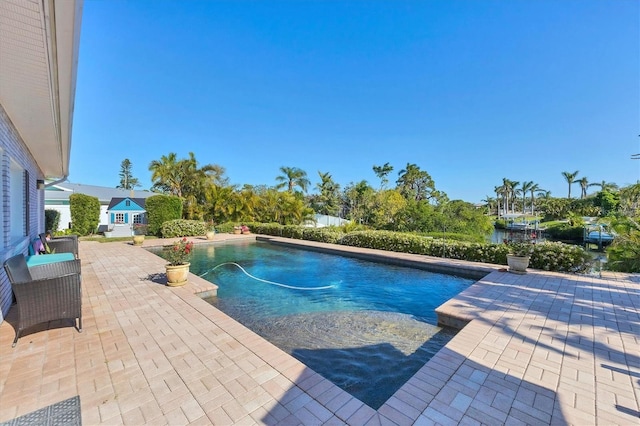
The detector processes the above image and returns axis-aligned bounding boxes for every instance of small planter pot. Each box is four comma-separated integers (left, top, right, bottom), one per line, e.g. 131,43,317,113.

507,255,530,274
205,231,215,240
165,263,190,286
233,229,241,234
132,235,145,246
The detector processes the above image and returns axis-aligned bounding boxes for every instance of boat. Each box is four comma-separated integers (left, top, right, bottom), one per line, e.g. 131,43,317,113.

584,225,615,246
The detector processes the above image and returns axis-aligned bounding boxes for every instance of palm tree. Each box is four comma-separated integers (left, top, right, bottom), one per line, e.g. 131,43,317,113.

561,170,579,199
529,183,543,216
589,180,619,193
500,178,519,214
520,181,534,214
275,166,310,193
149,153,182,196
495,185,506,216
314,171,341,216
578,177,590,198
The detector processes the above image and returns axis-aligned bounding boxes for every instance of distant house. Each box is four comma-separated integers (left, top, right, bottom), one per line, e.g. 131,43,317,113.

105,197,147,237
45,183,155,232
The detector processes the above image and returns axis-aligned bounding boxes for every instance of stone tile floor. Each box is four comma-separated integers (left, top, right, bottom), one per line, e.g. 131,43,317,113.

0,235,638,425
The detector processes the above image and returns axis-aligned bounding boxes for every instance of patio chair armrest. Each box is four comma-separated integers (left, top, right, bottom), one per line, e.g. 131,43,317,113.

45,239,78,256
29,259,81,280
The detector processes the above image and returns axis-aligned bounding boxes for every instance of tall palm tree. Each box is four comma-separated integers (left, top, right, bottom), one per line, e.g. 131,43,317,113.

495,185,506,216
275,166,310,193
149,153,182,196
520,181,534,214
501,178,519,214
561,170,579,199
578,177,590,198
529,183,543,216
589,180,619,192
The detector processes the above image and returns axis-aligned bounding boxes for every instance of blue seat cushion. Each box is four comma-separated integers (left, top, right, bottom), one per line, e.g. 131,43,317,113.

26,253,75,267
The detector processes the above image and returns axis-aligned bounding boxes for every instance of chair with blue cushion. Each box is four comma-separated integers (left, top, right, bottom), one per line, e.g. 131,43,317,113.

4,254,82,347
39,233,79,258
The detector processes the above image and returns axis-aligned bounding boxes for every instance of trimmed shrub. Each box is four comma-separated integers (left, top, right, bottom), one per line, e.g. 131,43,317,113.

69,193,100,235
338,230,591,273
215,222,236,233
45,209,61,232
146,195,182,236
301,228,343,244
161,219,208,238
529,241,593,273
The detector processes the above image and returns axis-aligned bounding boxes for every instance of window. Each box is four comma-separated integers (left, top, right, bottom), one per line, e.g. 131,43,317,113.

126,200,130,207
133,214,143,224
115,213,124,223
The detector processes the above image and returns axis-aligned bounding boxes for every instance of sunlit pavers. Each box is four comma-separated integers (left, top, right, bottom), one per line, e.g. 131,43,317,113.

0,236,638,424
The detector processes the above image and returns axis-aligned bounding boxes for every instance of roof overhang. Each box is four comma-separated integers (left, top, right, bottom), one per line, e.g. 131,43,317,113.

0,0,83,180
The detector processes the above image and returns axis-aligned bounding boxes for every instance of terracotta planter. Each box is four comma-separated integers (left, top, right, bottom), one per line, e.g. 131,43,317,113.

205,231,215,240
132,235,145,246
165,263,190,286
233,229,241,234
507,255,530,274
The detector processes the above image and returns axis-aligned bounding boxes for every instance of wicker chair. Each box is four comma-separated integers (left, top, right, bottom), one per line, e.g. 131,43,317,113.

39,233,79,258
4,254,82,347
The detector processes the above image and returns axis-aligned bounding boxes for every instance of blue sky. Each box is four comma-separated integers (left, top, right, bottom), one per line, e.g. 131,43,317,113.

70,0,639,203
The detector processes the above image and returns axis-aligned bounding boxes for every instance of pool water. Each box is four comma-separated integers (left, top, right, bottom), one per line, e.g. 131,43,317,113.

156,241,473,408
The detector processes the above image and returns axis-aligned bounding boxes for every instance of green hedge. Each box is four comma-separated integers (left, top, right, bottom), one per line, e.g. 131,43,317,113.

69,193,100,236
246,224,592,274
146,195,183,236
45,209,61,232
161,219,208,238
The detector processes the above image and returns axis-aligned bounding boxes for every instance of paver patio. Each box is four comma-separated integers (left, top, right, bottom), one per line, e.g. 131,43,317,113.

0,235,638,425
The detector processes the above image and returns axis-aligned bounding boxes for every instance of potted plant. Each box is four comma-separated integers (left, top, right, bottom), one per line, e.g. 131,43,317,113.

233,226,242,235
506,241,534,274
240,225,251,235
132,224,147,246
164,238,194,286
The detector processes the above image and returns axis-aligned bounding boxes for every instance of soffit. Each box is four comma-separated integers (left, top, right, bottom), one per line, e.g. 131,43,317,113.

0,0,82,179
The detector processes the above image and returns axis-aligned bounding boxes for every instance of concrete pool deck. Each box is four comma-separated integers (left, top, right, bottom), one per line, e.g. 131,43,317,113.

0,235,638,425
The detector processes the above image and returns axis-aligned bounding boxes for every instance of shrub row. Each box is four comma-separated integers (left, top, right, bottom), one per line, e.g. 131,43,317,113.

161,219,208,238
244,224,593,274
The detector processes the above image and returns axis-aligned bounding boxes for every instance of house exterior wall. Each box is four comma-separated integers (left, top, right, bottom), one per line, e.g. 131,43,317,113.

0,105,45,322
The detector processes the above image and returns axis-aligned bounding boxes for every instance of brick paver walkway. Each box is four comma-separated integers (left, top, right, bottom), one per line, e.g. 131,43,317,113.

0,235,638,425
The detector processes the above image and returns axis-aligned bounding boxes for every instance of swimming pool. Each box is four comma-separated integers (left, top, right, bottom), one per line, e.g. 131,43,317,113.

154,240,473,408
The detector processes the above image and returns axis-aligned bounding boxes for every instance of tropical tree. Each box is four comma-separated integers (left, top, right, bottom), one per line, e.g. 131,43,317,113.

589,180,619,193
370,189,407,229
561,170,579,199
342,180,375,225
528,182,543,216
149,152,226,219
373,162,394,190
312,171,341,216
116,158,140,190
520,181,534,214
396,163,440,203
498,178,519,215
275,166,310,194
578,177,590,199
